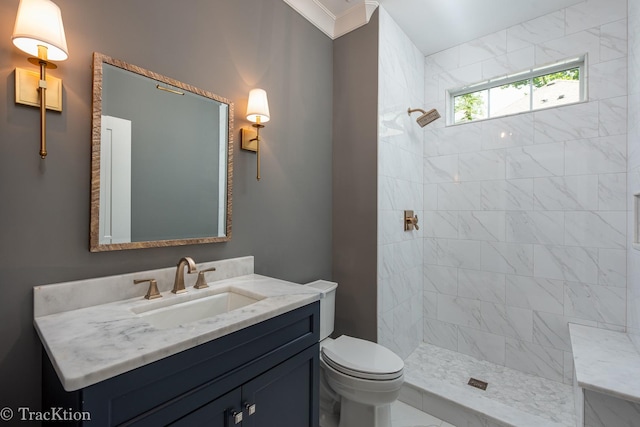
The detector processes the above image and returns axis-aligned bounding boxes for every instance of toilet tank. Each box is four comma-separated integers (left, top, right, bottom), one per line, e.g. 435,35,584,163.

305,280,338,341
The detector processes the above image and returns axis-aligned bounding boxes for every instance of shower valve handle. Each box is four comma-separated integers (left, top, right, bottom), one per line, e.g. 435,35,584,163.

404,210,419,231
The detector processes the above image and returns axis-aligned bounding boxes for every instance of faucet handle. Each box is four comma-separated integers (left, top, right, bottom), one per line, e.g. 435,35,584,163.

194,267,217,289
134,278,162,300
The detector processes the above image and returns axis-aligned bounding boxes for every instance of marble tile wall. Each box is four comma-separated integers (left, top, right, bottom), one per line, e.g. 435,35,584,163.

422,0,629,384
377,7,425,359
628,0,640,348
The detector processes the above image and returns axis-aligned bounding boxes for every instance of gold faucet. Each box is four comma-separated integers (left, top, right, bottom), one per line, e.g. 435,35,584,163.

172,256,197,294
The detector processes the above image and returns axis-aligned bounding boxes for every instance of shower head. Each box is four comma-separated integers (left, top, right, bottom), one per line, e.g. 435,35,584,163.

408,107,440,127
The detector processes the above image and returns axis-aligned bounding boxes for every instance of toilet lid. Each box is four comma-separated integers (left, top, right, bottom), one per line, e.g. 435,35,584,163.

321,335,404,381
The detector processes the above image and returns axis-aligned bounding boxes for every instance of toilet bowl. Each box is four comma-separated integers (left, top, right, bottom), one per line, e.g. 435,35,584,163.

306,281,404,427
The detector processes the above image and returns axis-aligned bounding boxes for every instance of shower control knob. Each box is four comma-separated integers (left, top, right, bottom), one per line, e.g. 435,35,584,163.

404,210,420,231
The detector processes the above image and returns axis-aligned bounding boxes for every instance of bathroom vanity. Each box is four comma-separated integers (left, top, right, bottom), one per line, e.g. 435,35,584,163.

34,256,321,426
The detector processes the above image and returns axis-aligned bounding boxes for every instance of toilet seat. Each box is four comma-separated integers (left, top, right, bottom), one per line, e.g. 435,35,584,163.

321,335,404,381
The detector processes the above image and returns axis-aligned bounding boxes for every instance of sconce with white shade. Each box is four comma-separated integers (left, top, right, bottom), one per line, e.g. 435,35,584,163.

241,88,270,181
12,0,69,159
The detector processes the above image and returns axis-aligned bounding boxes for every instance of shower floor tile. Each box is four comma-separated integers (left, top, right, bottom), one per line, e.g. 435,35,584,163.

402,343,575,427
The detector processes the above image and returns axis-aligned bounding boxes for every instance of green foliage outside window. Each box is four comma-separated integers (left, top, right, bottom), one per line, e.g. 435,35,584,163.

453,66,581,124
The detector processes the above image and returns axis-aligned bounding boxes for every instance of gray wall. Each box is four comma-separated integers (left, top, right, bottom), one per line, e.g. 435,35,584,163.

0,0,332,412
332,11,379,341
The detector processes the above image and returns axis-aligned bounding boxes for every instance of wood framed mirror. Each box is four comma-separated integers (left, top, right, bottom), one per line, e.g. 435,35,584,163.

90,52,233,251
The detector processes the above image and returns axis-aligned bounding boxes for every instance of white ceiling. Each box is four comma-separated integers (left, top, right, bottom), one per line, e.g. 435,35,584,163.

297,0,585,56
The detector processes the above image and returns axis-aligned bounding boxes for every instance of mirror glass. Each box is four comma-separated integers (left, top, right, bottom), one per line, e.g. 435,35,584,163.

90,52,233,251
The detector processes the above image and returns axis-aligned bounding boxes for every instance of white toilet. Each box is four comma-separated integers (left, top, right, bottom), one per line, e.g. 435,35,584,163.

306,281,404,427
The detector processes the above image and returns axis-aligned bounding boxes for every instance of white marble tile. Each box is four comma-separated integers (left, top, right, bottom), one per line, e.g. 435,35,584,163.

584,390,640,427
457,269,506,305
506,10,566,52
458,211,506,242
564,282,626,325
437,182,482,210
533,311,572,352
480,114,534,150
589,57,628,101
431,123,483,155
424,264,458,296
506,275,564,315
481,241,534,276
439,63,484,98
400,238,425,271
459,150,506,182
437,239,482,270
437,294,482,329
535,28,601,66
599,96,628,137
425,46,460,77
564,211,626,249
506,143,565,179
505,211,565,245
533,245,599,284
423,211,458,239
598,249,627,288
460,30,507,67
565,136,626,175
424,238,438,265
481,302,533,342
379,278,394,315
391,400,444,427
533,102,600,144
533,175,599,211
505,338,564,383
598,172,627,210
379,210,401,246
424,154,459,184
563,351,574,386
458,326,506,365
481,179,534,211
424,290,437,319
629,100,640,170
424,184,438,211
424,319,458,352
601,19,628,62
481,47,535,80
565,0,627,36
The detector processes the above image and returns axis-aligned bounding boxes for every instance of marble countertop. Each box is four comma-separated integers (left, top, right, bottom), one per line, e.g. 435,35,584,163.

35,273,321,391
569,323,640,403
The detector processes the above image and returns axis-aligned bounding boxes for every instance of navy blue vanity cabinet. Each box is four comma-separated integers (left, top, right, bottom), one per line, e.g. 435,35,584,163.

42,302,320,427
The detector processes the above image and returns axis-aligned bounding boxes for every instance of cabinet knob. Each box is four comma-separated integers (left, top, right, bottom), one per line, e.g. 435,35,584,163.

245,402,256,415
230,410,243,424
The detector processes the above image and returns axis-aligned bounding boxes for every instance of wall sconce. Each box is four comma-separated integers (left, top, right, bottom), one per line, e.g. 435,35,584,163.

12,0,69,159
241,88,270,181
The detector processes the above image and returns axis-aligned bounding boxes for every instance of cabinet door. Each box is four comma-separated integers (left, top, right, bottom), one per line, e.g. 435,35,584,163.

167,388,242,427
241,345,319,427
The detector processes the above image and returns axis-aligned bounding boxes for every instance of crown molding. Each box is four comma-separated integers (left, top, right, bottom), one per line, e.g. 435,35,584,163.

283,0,379,39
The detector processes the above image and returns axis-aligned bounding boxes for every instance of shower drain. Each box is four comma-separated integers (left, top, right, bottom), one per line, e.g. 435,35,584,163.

467,377,488,390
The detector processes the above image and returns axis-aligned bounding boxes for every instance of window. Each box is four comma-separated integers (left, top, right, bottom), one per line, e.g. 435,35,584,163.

450,56,585,124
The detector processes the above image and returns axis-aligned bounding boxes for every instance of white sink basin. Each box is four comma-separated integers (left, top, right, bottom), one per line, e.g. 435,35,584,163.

135,291,262,329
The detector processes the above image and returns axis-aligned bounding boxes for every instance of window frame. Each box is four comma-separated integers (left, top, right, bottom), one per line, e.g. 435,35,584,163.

447,55,587,125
